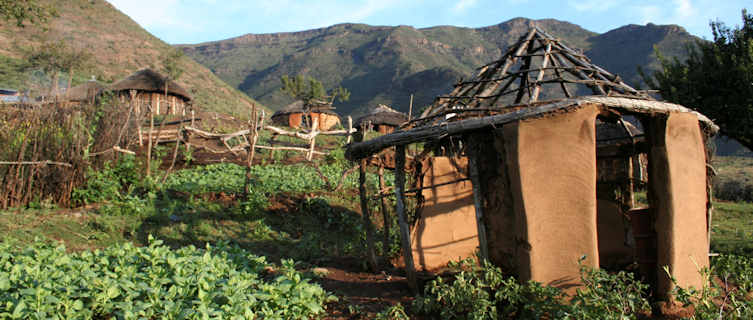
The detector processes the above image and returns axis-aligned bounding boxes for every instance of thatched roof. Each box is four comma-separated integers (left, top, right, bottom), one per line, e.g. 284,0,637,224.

345,26,718,161
272,100,337,118
109,69,192,101
354,104,408,128
410,27,651,130
62,80,105,102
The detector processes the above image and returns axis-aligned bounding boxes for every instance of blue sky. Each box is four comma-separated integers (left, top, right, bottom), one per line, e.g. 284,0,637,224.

106,0,749,44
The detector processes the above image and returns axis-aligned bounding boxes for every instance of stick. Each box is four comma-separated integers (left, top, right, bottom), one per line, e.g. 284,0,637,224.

359,158,379,271
146,101,155,177
0,161,72,167
347,116,353,144
378,165,391,261
394,145,417,293
408,94,414,120
245,104,257,198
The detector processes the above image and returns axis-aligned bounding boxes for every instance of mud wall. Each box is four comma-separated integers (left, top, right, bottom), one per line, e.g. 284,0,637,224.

647,113,709,298
502,104,600,288
411,156,478,271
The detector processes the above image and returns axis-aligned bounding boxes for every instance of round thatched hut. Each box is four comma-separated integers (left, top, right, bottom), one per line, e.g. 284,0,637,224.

61,80,105,104
354,104,408,134
109,69,192,115
271,100,341,130
346,27,718,300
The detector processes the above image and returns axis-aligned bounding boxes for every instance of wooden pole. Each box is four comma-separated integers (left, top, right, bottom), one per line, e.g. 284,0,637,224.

146,100,155,177
307,117,319,161
347,116,353,144
245,104,258,198
468,149,489,261
378,164,391,261
359,158,379,271
394,145,417,293
408,94,414,120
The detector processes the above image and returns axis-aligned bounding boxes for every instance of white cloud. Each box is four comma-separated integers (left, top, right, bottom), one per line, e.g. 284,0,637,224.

453,0,478,12
568,0,621,13
108,0,201,31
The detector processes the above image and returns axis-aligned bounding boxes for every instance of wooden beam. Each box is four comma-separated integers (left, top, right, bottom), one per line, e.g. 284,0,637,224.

394,145,417,293
468,148,489,261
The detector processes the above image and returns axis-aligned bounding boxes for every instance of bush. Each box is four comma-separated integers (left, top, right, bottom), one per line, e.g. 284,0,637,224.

0,237,334,319
413,260,650,320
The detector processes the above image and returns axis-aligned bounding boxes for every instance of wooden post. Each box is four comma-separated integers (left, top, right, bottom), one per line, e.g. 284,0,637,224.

245,104,258,198
146,101,155,177
378,164,391,261
394,145,417,293
347,116,353,144
408,94,414,120
307,117,318,161
468,150,489,261
359,158,379,272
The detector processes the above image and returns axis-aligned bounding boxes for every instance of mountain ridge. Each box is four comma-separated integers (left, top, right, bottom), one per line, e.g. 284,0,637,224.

180,18,698,117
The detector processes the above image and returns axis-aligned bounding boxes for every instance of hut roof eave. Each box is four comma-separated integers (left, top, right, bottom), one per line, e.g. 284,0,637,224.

344,96,718,161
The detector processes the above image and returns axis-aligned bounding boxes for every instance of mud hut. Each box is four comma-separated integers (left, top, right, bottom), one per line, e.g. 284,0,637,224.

355,104,408,134
271,100,341,130
109,69,192,115
346,27,717,299
60,79,105,105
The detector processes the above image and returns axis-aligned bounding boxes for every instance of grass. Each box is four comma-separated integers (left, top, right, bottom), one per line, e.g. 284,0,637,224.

711,201,753,256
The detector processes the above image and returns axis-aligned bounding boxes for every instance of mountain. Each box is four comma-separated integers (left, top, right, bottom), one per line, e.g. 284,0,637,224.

0,0,262,117
180,18,699,116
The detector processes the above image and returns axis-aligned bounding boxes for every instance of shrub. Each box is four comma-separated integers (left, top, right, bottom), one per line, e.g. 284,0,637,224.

0,237,334,319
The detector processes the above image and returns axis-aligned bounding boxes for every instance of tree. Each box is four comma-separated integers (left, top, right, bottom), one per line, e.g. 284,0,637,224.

0,0,56,27
280,75,350,106
641,9,753,150
24,40,92,99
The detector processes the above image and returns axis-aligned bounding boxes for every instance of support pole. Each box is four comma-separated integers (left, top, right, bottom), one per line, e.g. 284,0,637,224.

359,158,379,272
468,150,489,261
394,145,417,293
378,164,391,261
347,116,353,144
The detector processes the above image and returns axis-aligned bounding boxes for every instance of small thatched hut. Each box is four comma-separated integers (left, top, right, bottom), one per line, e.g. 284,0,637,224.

109,69,192,115
271,100,341,130
346,27,717,299
60,80,105,105
355,104,408,134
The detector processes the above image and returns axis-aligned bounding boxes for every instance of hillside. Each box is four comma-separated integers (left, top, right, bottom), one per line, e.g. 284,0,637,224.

181,18,699,116
0,0,263,117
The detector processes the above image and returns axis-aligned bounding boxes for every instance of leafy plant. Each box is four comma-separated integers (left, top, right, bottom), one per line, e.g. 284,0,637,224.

0,237,334,319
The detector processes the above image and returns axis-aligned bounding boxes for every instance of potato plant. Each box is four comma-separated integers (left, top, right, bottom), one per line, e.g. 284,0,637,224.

0,237,334,319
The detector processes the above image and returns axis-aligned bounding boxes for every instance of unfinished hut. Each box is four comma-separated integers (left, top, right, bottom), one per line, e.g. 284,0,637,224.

109,69,192,115
271,100,341,130
346,27,717,299
59,79,105,105
355,104,408,134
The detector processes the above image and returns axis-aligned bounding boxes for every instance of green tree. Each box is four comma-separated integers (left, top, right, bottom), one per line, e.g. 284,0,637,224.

280,74,350,106
24,40,92,99
641,9,753,150
0,0,56,27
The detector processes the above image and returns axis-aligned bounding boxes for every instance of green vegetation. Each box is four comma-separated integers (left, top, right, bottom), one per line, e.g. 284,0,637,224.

643,9,753,150
413,259,650,320
0,0,56,27
280,74,350,105
0,238,333,319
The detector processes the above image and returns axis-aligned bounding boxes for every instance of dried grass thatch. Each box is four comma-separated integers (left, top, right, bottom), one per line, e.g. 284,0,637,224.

109,69,192,102
272,100,338,118
62,80,105,102
354,104,408,128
